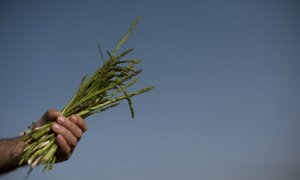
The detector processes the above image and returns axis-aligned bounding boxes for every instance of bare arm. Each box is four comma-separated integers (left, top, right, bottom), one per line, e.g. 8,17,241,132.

0,137,26,175
0,109,87,175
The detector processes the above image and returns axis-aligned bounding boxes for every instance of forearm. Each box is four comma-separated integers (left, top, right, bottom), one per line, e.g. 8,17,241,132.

0,137,26,175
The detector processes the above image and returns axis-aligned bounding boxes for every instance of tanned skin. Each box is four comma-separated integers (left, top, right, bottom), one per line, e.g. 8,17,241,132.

0,108,87,175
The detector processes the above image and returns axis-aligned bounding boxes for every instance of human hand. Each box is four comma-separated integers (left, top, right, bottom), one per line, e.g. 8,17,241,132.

35,108,87,162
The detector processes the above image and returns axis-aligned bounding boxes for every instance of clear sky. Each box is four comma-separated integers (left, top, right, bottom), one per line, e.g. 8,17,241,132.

0,0,300,180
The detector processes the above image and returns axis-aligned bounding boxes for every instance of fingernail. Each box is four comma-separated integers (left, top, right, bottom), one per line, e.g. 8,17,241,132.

53,123,61,130
57,116,65,124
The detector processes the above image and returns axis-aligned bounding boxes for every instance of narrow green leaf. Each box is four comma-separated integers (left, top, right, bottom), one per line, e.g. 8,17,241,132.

117,48,134,59
113,16,141,55
98,45,105,64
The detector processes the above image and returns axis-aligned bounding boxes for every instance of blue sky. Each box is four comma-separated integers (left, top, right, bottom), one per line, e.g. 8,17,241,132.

1,0,300,180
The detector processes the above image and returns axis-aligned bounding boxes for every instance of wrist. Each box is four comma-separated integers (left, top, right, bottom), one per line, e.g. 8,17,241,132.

0,137,26,174
12,137,26,166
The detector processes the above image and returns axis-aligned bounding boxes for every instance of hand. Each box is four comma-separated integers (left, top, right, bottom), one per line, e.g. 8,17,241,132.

36,108,87,162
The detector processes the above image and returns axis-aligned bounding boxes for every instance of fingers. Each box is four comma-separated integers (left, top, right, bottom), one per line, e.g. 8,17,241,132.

49,112,87,162
34,108,61,128
69,115,88,132
55,134,71,160
57,116,83,139
52,122,77,150
42,108,61,122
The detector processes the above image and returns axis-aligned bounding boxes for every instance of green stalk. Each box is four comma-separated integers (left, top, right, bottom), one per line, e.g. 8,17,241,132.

20,16,154,174
65,80,120,114
61,93,77,115
27,138,55,165
30,127,51,140
76,86,153,117
40,144,58,164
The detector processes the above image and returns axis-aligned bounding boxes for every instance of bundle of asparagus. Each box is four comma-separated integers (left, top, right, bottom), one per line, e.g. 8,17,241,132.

20,17,153,172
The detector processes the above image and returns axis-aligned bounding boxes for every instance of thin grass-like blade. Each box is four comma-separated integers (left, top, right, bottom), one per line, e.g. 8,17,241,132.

98,45,105,64
119,85,135,118
117,48,134,59
113,16,141,55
